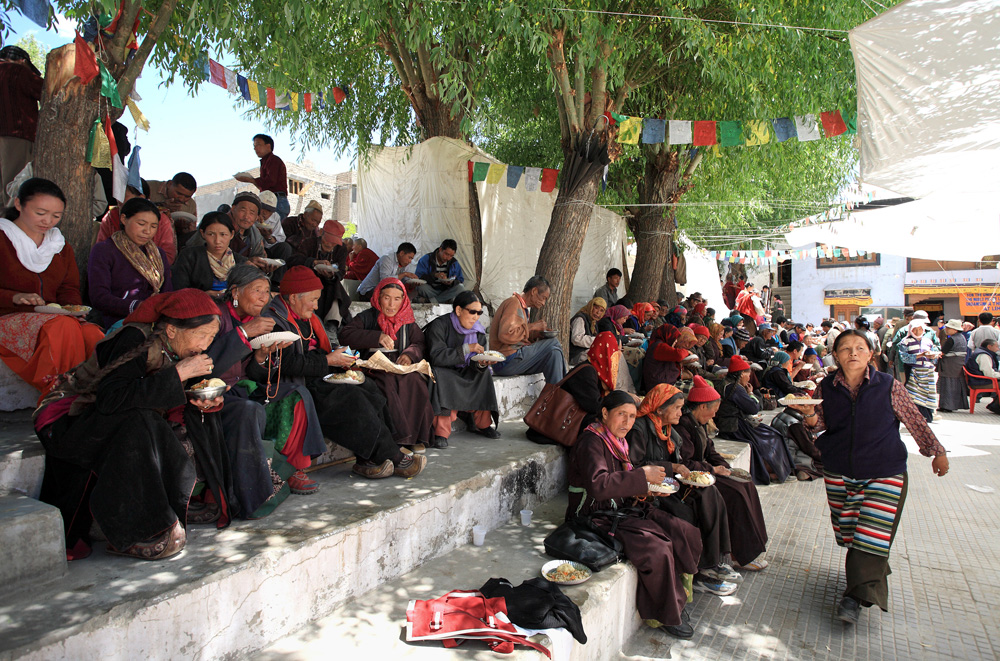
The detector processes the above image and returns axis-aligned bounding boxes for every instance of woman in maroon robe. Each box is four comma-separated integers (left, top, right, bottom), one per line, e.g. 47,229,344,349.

567,390,702,640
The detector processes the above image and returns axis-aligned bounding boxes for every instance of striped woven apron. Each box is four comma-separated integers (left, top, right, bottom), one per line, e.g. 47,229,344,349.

905,365,939,410
823,472,905,558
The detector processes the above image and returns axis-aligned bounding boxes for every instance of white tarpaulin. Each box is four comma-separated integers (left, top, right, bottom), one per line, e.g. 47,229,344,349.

850,0,1000,197
676,236,724,311
784,191,1000,261
357,137,628,311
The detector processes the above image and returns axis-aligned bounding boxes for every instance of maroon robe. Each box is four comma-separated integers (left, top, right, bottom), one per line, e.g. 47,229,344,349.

567,428,702,626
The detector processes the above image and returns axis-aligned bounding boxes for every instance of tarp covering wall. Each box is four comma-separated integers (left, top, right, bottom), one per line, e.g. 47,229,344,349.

357,137,628,311
676,237,724,312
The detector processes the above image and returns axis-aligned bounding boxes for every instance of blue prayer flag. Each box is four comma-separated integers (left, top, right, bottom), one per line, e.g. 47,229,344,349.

237,75,251,101
13,0,49,28
126,146,142,191
641,118,666,144
506,165,524,188
771,118,797,143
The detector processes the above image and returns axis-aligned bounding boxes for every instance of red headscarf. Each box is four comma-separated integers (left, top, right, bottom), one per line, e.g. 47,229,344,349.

631,302,655,321
125,288,219,324
637,383,683,451
587,331,620,394
371,277,416,341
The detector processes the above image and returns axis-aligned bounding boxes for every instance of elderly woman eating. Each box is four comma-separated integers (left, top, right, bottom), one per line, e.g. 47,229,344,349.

567,390,702,639
264,267,426,478
568,297,606,365
423,291,500,449
172,212,247,294
88,197,173,328
0,178,105,398
340,277,435,452
34,289,234,561
598,304,631,346
643,324,698,391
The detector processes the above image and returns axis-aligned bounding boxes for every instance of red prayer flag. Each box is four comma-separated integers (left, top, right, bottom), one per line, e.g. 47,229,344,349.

692,121,717,146
820,110,848,137
209,60,227,88
73,32,99,85
467,161,474,182
303,93,312,112
540,168,559,193
332,86,347,104
266,88,276,110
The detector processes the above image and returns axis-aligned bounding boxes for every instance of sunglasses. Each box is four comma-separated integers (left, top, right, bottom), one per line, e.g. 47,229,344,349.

463,308,485,316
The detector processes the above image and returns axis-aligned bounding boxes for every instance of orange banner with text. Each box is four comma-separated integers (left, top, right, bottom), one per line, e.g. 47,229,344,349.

959,292,1000,316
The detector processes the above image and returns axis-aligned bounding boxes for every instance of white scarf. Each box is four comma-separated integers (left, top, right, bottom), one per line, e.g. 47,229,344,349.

0,218,66,274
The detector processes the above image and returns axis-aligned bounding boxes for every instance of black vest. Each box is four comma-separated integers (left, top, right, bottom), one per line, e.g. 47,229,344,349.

965,348,999,387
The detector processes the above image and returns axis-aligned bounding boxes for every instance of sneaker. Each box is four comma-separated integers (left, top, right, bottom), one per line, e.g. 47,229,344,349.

430,435,449,449
693,578,738,596
837,596,860,624
474,426,501,439
738,555,769,572
701,563,742,583
288,470,320,494
394,453,427,478
351,459,393,479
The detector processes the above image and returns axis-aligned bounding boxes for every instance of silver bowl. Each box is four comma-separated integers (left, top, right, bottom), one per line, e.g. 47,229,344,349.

185,384,227,400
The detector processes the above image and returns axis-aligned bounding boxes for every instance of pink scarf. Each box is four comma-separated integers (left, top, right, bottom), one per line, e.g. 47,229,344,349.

586,421,633,471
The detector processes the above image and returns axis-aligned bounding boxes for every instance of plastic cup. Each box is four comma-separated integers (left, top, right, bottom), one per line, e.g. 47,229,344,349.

472,525,486,546
520,509,533,526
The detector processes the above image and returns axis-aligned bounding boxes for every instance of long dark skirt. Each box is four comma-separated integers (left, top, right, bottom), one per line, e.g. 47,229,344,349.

367,370,434,447
592,508,701,626
720,418,794,485
654,486,731,570
937,374,968,411
218,394,287,517
38,409,196,552
307,377,400,463
714,475,769,566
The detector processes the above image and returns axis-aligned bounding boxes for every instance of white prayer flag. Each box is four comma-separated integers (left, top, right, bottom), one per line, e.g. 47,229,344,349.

794,114,821,142
668,120,692,145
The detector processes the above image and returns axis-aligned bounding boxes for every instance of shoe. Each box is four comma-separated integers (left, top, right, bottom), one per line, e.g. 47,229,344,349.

837,596,860,624
107,520,186,561
693,578,738,596
784,473,798,482
738,555,769,572
701,563,742,583
406,444,427,454
658,607,694,639
796,470,810,481
352,459,393,479
394,453,427,478
187,501,221,524
474,426,501,439
430,435,449,449
288,470,320,494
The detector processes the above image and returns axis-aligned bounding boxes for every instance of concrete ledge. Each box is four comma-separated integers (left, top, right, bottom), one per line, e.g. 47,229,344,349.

0,494,66,590
0,424,567,661
0,412,45,499
0,362,38,413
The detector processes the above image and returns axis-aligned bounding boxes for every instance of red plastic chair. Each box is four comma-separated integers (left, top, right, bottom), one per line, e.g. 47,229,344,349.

963,367,1000,414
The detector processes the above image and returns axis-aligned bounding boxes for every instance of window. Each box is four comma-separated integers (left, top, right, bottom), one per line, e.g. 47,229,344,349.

321,192,331,200
816,244,879,268
288,179,305,195
777,260,792,287
351,184,357,203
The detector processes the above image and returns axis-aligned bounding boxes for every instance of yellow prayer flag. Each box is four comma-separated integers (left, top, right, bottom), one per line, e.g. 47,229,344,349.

618,116,642,145
485,163,506,184
126,97,150,131
290,92,299,111
711,144,723,159
744,120,771,146
91,126,112,169
248,80,261,104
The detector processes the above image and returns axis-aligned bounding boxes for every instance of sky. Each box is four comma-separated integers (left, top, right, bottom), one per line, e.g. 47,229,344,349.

7,12,356,189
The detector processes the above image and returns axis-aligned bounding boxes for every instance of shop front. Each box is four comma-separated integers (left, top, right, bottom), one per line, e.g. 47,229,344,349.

903,270,1000,322
824,285,873,323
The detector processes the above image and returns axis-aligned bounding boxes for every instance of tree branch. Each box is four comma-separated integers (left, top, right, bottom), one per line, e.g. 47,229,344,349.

117,0,178,102
546,29,580,135
683,149,703,179
106,0,142,69
573,49,585,131
586,41,609,129
416,42,438,100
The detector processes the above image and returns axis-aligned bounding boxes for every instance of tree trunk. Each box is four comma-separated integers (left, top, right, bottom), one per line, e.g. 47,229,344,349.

658,238,678,306
34,44,101,279
416,96,464,141
627,149,682,305
468,180,485,304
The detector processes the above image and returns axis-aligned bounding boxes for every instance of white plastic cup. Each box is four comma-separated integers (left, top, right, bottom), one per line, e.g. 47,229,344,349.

520,509,533,526
472,525,486,546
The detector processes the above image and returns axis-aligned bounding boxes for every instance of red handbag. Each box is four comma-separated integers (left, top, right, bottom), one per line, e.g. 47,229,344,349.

406,590,551,657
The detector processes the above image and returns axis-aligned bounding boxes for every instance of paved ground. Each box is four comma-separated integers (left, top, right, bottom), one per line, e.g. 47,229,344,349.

626,404,1000,661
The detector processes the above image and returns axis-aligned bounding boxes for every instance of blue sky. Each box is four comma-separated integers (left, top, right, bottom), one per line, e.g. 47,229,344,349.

7,13,355,188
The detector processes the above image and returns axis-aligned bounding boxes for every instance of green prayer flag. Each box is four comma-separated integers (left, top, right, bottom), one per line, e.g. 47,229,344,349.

843,110,857,135
472,161,490,182
98,62,123,109
610,111,628,123
85,119,100,163
719,121,744,147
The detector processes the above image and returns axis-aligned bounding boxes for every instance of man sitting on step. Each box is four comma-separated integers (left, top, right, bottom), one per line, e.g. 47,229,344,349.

489,275,566,384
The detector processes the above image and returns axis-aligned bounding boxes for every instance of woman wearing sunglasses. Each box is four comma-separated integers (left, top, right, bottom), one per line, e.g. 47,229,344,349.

423,290,501,449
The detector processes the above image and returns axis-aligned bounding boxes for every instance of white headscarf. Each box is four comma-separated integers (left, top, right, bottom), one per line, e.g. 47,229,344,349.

0,218,66,274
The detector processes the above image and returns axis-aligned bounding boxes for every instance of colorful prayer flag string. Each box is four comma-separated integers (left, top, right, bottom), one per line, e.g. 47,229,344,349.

203,58,346,113
468,161,560,193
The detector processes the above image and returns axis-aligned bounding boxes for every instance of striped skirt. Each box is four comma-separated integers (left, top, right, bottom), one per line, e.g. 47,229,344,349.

823,472,905,558
905,365,939,410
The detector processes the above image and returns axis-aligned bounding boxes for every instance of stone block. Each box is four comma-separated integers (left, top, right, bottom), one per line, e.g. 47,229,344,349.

0,361,39,412
0,493,66,590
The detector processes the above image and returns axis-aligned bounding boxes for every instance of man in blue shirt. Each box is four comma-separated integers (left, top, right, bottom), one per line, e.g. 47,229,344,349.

413,239,467,303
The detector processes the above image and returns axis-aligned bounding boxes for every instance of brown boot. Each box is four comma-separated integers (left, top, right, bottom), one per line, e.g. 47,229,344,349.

393,453,427,478
352,459,393,479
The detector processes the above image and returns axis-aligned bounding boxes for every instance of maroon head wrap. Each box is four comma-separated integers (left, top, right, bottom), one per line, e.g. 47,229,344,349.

124,288,219,324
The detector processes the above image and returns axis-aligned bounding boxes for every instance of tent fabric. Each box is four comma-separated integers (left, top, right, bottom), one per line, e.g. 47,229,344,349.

357,137,628,312
850,0,1000,197
675,237,725,312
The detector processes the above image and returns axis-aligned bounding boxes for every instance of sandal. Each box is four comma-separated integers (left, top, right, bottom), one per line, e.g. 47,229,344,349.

738,555,769,572
107,520,186,561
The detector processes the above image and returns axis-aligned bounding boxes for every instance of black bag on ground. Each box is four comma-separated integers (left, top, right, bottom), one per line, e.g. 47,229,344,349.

543,515,626,572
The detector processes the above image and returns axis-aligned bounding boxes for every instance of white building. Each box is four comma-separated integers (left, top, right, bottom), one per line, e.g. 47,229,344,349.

790,247,906,325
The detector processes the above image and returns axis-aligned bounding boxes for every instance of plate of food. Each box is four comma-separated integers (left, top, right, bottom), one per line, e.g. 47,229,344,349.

314,263,338,274
792,382,817,390
681,353,700,363
541,560,592,586
323,369,365,385
185,378,227,400
675,470,716,488
472,350,506,363
541,330,558,338
627,338,645,347
778,394,823,406
648,476,679,495
249,331,300,350
402,278,427,285
727,467,753,483
34,304,91,316
260,258,285,267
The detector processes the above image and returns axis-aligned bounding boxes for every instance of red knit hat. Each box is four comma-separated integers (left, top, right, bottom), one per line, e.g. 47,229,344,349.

322,220,345,245
280,265,323,295
728,355,751,373
686,375,720,403
125,288,219,324
691,324,710,338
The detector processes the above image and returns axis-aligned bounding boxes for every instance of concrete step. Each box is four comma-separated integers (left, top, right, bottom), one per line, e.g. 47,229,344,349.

0,493,66,590
0,423,567,661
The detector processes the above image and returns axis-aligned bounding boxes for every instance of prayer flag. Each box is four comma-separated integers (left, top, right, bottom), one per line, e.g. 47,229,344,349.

610,111,628,123
303,93,312,112
842,109,857,135
126,145,142,191
224,68,238,94
290,92,299,112
85,119,101,164
794,114,821,141
820,110,847,137
669,120,692,145
266,88,276,109
472,162,490,182
618,117,642,145
692,121,717,146
601,111,616,127
237,75,250,101
506,165,524,188
73,32,99,84
91,119,111,169
13,0,49,28
248,80,261,104
274,93,290,111
772,118,796,142
719,121,743,147
744,120,771,146
314,91,325,109
209,60,227,88
200,58,211,82
641,118,666,144
332,87,347,104
485,163,505,184
540,168,559,192
524,167,541,192
98,62,123,109
467,161,474,182
105,117,127,203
